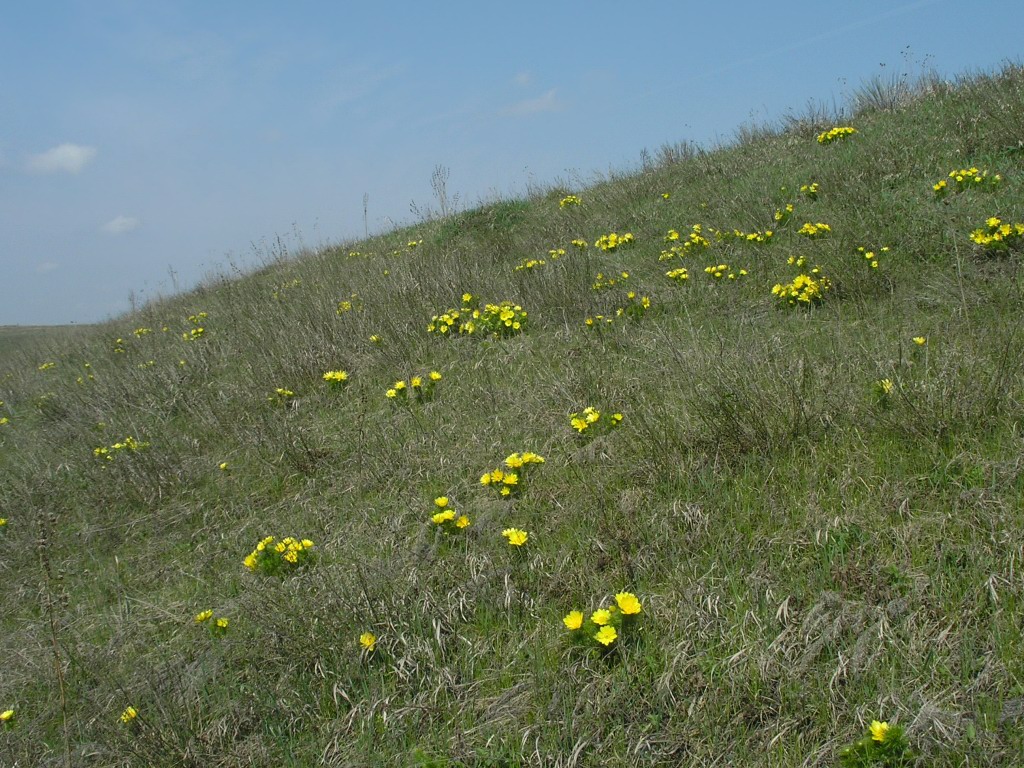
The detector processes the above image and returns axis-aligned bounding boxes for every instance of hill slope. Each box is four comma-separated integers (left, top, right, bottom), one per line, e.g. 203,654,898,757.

2,65,1024,766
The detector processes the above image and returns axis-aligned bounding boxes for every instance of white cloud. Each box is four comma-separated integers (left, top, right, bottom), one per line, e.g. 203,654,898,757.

101,216,141,234
500,89,562,117
27,143,97,174
36,261,59,274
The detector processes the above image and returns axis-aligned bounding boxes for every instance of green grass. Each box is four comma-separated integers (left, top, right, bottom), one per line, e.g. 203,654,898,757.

2,65,1024,766
0,324,95,358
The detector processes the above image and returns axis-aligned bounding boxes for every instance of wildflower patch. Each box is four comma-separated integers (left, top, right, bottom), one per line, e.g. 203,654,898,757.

243,536,314,575
428,295,528,338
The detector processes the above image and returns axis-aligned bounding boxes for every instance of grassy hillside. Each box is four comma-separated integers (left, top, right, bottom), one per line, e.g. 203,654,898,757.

0,325,95,358
2,65,1024,767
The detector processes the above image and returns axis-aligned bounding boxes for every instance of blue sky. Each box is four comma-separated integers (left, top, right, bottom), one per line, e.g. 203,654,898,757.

1,0,1019,325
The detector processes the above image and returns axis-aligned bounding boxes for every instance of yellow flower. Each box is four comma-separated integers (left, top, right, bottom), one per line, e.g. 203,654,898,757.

563,610,584,630
283,550,298,563
615,592,642,615
591,608,612,625
432,510,456,524
360,632,377,652
434,496,449,508
594,625,618,646
870,720,890,742
120,706,138,724
323,370,349,383
243,553,257,570
218,462,229,471
394,380,406,391
1,709,14,723
410,376,423,388
215,617,229,630
502,472,518,486
502,528,528,546
195,609,213,623
0,518,6,527
301,539,314,549
455,515,470,529
429,370,442,381
879,378,894,395
386,389,397,399
912,336,926,346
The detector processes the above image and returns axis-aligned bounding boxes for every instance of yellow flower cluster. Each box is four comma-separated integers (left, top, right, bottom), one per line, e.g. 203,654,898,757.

430,496,470,530
120,706,138,725
704,264,748,280
594,232,635,251
797,222,832,238
970,217,1024,250
660,225,711,261
774,204,795,224
800,182,820,199
558,195,582,208
592,271,629,291
268,387,296,405
407,239,423,249
771,273,831,306
182,327,205,342
38,361,56,371
133,327,151,338
563,592,643,649
243,535,314,575
92,436,150,462
428,296,528,338
876,378,895,396
502,528,528,546
386,370,442,401
816,126,857,144
714,228,773,244
514,258,546,271
336,293,362,315
665,267,690,283
1,708,13,724
195,609,229,637
480,452,545,498
548,248,567,260
322,370,349,388
933,167,1002,197
570,238,588,250
856,245,890,269
569,406,623,437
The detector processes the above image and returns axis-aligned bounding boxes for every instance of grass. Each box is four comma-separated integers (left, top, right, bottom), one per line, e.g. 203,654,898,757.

2,63,1024,766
